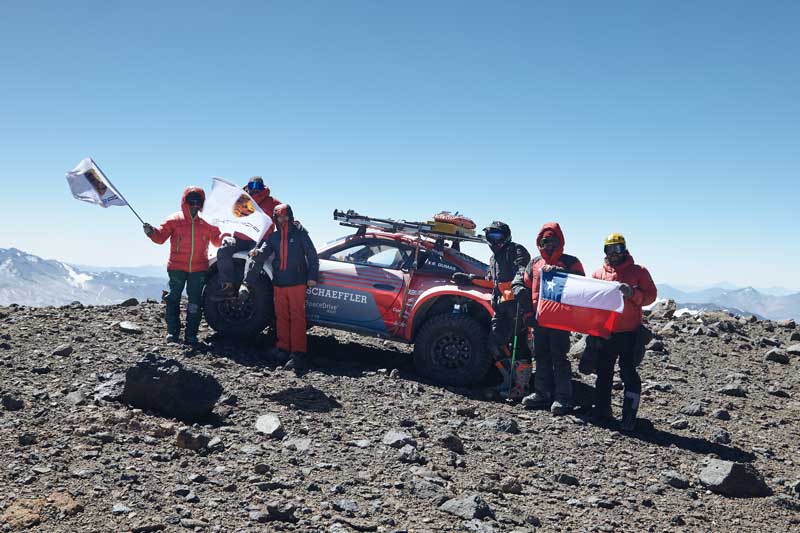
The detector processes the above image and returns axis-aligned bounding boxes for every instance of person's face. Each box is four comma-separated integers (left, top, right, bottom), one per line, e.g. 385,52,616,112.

604,244,626,264
188,204,201,217
540,236,560,255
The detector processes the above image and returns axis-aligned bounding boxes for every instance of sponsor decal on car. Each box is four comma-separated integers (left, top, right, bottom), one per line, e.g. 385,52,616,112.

307,286,369,304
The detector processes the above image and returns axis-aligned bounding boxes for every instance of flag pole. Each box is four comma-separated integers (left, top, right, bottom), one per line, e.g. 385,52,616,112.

90,158,145,225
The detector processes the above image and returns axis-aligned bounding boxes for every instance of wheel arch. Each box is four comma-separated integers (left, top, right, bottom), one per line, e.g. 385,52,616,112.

407,288,493,342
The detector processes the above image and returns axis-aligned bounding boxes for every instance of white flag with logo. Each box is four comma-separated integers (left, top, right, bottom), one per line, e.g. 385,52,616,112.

66,157,127,207
200,177,272,241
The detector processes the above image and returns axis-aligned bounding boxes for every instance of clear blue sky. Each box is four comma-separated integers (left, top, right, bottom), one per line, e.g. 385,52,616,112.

1,1,798,288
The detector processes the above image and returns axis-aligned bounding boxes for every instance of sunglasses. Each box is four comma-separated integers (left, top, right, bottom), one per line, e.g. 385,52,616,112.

540,237,560,246
247,180,265,192
604,244,626,255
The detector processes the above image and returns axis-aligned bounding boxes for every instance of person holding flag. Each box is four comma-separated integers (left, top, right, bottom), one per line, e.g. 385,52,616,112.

242,204,318,372
590,233,657,431
513,222,585,415
143,187,223,345
213,176,282,300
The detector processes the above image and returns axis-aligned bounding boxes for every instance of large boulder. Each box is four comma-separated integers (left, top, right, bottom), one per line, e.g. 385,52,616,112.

439,494,493,519
122,354,222,422
698,459,772,497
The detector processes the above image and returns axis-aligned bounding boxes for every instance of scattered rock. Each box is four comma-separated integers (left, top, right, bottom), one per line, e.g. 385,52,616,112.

661,470,690,489
765,348,790,364
112,503,131,515
718,383,747,397
65,390,87,406
382,430,416,449
679,400,705,416
712,429,732,444
255,414,285,439
118,321,143,333
711,409,731,421
94,373,126,402
0,498,44,529
52,343,74,356
122,354,223,422
439,494,493,520
554,473,580,486
500,476,523,494
699,459,772,497
776,319,796,329
284,437,312,453
1,392,24,411
48,491,83,516
786,343,800,355
476,416,519,434
120,298,139,307
398,444,425,464
650,299,676,319
175,427,211,452
438,432,465,454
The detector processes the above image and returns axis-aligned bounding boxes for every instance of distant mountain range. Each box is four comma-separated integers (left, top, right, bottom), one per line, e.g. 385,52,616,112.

658,284,800,320
0,248,166,306
2,247,799,319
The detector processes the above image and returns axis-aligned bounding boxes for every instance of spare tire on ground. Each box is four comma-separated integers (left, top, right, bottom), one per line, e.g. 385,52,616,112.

122,354,223,422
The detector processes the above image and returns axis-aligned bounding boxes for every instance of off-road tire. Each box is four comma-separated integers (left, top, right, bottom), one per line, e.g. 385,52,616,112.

204,269,274,338
413,313,491,386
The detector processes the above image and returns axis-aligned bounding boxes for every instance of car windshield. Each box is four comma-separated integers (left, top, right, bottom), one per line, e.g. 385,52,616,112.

327,242,411,269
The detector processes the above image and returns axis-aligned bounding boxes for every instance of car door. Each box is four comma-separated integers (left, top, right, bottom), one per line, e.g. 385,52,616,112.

309,239,409,334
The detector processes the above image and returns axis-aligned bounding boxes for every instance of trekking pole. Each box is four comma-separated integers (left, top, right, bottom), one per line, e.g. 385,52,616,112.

510,297,521,370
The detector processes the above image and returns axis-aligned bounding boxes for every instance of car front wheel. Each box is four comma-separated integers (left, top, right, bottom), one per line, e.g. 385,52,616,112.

413,313,491,386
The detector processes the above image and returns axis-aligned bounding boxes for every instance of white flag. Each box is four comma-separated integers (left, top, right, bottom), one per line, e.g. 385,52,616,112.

66,158,127,208
200,177,272,241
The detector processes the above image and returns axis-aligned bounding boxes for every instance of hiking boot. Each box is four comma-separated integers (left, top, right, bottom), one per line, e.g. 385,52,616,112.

285,352,309,374
620,391,641,432
165,333,180,343
271,347,290,364
210,285,238,302
550,400,572,416
521,392,551,410
587,405,614,425
184,335,200,346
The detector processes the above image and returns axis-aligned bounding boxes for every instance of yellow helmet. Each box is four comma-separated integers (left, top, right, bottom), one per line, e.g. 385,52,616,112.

604,233,626,246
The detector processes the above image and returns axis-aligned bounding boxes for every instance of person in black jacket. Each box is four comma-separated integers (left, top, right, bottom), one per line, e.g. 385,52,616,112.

453,221,531,399
241,204,318,371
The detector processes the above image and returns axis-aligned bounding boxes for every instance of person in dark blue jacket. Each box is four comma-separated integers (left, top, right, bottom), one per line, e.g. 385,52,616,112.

241,204,318,371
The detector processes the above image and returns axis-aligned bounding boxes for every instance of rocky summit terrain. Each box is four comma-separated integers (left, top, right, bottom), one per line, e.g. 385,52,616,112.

1,300,800,533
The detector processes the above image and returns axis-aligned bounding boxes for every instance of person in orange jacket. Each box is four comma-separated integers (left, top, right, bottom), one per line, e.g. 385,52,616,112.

213,176,282,300
591,233,657,430
512,222,585,415
143,187,222,344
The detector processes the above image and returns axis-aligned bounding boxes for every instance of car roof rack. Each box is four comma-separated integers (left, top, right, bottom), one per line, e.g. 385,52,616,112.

333,209,486,246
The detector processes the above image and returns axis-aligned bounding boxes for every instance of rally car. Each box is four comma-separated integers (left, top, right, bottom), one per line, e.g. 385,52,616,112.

203,210,495,386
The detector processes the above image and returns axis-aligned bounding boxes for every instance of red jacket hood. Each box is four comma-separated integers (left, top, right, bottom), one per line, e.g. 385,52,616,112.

536,222,565,264
180,186,205,219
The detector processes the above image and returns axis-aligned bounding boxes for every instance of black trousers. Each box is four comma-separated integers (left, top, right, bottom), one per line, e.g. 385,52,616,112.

532,326,572,402
489,301,530,359
594,331,641,412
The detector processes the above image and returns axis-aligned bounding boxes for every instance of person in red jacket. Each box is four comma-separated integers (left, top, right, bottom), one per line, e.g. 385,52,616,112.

512,222,585,415
213,176,282,300
591,233,657,431
143,187,222,344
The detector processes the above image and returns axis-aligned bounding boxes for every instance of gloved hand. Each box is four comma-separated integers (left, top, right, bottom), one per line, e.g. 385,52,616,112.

452,272,475,285
143,223,155,237
619,283,634,298
541,264,564,273
220,236,236,248
248,246,264,258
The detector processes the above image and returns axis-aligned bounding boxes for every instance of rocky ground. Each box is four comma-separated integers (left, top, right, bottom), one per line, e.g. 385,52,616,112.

1,300,800,532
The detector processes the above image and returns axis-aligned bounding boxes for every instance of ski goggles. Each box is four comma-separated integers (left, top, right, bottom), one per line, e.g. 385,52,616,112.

247,179,265,192
485,229,507,243
604,243,626,255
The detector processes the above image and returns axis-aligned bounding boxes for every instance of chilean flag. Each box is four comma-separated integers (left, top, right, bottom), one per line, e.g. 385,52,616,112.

536,270,624,338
